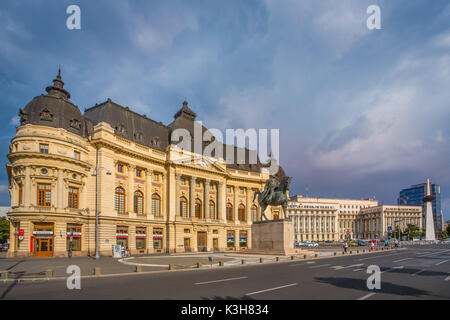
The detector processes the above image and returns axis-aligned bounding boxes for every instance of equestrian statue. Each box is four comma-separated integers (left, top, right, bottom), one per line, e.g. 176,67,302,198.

253,174,291,221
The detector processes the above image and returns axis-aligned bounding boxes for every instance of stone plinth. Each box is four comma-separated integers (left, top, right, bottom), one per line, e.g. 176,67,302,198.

251,218,298,255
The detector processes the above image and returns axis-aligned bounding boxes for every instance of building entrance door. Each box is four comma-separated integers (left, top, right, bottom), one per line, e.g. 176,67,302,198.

35,238,53,258
213,238,218,251
197,232,207,252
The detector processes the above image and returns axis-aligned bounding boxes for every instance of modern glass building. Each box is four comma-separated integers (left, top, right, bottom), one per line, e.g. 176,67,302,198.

398,182,442,235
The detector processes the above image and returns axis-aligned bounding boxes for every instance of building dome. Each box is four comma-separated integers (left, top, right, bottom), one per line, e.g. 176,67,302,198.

18,69,86,137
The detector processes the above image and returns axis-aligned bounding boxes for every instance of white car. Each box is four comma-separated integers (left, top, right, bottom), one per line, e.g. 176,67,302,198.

308,242,319,247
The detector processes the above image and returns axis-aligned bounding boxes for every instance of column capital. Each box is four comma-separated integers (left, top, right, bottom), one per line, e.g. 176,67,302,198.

190,176,196,182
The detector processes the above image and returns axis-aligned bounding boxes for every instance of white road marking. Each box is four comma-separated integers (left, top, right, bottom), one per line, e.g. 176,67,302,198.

306,261,316,264
411,269,424,276
357,292,376,300
393,258,413,263
353,268,364,272
435,259,449,266
445,275,450,281
194,276,248,285
381,266,404,274
245,283,298,296
309,264,331,269
331,263,364,270
358,253,405,261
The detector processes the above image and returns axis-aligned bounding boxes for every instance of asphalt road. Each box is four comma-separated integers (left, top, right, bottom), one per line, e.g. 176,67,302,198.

0,244,448,300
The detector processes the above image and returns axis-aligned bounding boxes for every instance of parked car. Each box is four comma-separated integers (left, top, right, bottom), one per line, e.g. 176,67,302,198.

0,243,9,252
308,242,319,247
357,240,367,246
348,241,358,247
325,240,334,244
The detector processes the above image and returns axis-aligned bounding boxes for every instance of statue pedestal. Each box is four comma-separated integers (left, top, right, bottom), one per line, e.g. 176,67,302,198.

251,218,299,255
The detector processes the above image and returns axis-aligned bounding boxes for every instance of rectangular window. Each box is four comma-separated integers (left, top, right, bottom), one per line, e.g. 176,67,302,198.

73,151,80,160
66,224,82,251
37,183,51,206
117,164,123,173
136,227,146,250
153,174,159,182
239,230,248,247
39,144,49,154
18,185,23,205
136,168,142,177
68,187,79,209
227,230,235,248
153,227,163,249
116,225,128,247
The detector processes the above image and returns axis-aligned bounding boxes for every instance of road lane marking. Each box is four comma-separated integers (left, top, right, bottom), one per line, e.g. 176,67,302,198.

245,283,298,296
357,292,376,300
306,261,316,264
358,253,405,261
411,269,424,276
435,260,448,266
353,268,364,272
194,276,248,285
309,264,331,269
331,263,364,270
393,258,412,263
381,266,404,274
445,276,450,281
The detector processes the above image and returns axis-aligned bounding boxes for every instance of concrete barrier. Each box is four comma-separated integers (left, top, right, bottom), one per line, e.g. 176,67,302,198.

45,269,54,278
135,266,142,273
94,267,101,276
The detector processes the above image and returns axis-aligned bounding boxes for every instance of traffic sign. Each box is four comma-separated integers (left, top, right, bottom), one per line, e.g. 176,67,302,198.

387,226,392,231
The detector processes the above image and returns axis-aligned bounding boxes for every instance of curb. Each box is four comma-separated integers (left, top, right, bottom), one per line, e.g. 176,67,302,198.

0,247,406,283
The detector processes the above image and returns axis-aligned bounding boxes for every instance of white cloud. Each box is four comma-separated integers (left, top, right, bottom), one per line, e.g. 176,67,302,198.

10,116,20,126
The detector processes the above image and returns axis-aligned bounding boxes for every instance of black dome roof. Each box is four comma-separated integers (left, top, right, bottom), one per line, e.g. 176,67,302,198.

18,70,87,137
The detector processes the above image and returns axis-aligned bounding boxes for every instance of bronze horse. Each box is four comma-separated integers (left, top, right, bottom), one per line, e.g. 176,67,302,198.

253,177,291,221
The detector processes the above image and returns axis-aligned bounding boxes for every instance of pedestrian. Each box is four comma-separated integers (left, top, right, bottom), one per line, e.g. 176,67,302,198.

370,242,375,251
343,242,348,253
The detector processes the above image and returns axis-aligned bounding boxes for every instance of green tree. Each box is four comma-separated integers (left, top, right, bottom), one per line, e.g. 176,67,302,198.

441,231,448,239
0,217,10,243
404,224,420,240
446,224,450,235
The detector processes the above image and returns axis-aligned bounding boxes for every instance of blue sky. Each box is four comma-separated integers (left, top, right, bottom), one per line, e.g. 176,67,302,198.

1,0,449,221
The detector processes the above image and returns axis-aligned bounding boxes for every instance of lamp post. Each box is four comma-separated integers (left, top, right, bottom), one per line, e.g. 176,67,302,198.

91,160,111,259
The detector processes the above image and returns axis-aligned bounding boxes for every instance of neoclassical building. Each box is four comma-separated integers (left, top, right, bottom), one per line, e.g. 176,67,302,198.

288,195,379,242
6,70,282,258
356,205,422,239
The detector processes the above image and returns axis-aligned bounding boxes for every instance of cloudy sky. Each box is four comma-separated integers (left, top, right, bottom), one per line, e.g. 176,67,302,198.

1,0,449,221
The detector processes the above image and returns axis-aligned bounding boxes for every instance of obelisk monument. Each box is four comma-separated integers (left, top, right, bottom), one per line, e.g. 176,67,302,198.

423,178,436,241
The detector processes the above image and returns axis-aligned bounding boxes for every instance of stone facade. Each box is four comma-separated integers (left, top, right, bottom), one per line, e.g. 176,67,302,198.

288,195,379,242
356,205,422,239
6,71,281,258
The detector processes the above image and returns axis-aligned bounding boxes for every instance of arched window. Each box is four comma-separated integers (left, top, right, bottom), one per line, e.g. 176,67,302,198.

251,205,257,222
180,197,188,217
226,203,233,221
134,190,144,215
209,200,216,219
238,204,246,222
195,199,202,219
152,193,161,217
115,187,125,214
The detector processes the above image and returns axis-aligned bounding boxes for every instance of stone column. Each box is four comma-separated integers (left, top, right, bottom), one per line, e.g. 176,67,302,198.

57,169,64,209
204,179,210,219
233,186,237,223
218,182,226,222
24,166,31,207
145,169,153,217
190,176,196,218
246,187,251,224
175,174,181,217
127,165,135,214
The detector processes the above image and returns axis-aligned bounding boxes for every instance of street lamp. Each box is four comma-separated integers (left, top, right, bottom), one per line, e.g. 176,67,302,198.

91,165,112,259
